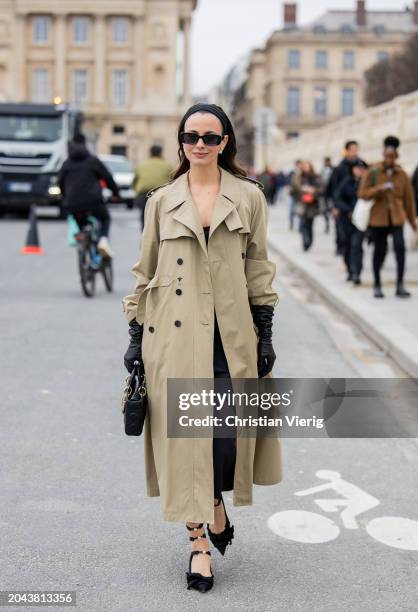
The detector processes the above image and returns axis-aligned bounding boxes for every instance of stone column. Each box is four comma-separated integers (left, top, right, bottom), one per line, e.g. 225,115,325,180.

94,15,106,107
182,17,191,103
54,14,66,101
133,15,145,107
13,14,26,101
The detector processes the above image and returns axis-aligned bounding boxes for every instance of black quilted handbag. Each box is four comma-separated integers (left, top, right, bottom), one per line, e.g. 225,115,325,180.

121,360,147,436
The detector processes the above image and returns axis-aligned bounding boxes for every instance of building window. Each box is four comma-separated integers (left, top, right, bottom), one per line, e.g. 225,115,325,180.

314,87,327,117
342,87,355,116
287,87,300,117
33,16,50,43
113,124,125,134
288,50,300,69
111,70,129,107
374,24,386,36
343,50,355,70
72,69,89,105
315,50,328,69
73,17,90,43
111,145,127,156
31,69,50,102
112,17,129,43
377,50,389,62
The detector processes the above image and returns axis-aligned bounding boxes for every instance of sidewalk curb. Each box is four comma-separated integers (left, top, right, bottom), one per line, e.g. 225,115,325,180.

268,234,418,378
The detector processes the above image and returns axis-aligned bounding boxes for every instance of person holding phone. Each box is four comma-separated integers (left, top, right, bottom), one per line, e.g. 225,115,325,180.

358,136,418,298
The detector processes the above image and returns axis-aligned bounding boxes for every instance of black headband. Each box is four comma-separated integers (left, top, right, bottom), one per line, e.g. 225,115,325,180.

182,103,228,134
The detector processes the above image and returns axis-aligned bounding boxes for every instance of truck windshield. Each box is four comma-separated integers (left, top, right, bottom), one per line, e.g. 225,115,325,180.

103,159,132,173
0,114,63,142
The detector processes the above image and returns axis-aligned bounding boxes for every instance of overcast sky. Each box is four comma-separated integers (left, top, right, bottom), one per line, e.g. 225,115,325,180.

191,0,410,96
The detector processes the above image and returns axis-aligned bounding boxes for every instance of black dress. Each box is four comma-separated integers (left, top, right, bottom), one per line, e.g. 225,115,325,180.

203,226,237,499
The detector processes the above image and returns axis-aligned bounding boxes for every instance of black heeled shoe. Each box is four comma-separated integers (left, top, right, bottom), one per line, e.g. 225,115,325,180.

185,523,214,593
207,494,234,556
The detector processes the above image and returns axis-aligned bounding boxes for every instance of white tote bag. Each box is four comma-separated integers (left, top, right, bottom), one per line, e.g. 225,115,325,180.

351,198,373,232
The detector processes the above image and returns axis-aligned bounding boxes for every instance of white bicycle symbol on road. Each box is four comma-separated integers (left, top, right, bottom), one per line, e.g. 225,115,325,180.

268,470,418,550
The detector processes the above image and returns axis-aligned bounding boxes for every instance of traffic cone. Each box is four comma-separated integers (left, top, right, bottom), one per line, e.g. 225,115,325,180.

20,205,44,255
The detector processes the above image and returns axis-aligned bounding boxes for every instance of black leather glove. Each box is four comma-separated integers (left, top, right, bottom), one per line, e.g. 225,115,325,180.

124,319,144,373
250,304,276,378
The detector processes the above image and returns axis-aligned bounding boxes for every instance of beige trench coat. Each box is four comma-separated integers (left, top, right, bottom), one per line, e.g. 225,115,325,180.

122,167,283,524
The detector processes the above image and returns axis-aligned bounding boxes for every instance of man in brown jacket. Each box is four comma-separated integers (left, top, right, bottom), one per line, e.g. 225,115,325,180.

358,136,418,298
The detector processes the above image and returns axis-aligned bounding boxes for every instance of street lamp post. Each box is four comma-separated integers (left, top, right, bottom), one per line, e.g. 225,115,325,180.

253,106,276,172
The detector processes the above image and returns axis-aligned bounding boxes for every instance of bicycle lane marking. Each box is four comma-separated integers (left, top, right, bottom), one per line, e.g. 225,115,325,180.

267,469,418,550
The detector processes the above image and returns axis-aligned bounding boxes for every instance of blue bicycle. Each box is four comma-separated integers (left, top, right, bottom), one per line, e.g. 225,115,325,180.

74,216,113,298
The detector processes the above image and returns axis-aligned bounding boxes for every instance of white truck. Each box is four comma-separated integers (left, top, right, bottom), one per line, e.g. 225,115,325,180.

0,102,83,216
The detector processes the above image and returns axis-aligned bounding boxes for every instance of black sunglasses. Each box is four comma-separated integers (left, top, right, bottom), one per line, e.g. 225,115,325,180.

180,132,223,146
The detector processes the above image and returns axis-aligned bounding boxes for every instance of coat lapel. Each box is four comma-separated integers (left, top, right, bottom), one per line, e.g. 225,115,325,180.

210,168,244,237
164,173,207,254
164,168,245,253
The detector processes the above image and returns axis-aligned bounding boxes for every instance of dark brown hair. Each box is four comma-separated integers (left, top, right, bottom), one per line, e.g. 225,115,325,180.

171,103,247,180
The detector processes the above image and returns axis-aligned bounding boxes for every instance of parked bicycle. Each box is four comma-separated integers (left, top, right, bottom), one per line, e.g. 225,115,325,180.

74,216,113,298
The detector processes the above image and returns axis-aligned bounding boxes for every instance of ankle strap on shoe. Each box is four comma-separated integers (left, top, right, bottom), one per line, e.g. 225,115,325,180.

190,549,211,557
189,533,207,542
186,522,204,531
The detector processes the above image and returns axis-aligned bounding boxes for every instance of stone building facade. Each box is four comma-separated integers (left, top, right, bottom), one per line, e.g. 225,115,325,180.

230,1,418,168
0,0,197,165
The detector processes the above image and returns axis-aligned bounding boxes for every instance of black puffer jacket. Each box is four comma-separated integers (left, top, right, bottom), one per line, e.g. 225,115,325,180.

334,175,360,216
58,143,119,212
327,157,356,202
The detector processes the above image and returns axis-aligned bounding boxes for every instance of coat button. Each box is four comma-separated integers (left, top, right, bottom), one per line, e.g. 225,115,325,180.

242,252,245,259
174,320,182,327
177,258,183,265
176,288,182,295
148,326,155,333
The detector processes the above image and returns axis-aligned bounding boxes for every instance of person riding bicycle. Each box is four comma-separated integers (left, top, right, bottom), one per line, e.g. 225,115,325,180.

58,133,120,258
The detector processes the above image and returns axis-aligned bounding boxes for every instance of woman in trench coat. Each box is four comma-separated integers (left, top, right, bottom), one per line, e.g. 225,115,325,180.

122,103,282,592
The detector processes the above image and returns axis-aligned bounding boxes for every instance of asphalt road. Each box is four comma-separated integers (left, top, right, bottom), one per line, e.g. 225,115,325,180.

0,208,417,612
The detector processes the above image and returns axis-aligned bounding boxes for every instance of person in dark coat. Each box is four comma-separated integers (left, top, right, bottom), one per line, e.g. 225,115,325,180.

328,141,359,256
257,168,277,205
334,159,368,284
58,133,120,258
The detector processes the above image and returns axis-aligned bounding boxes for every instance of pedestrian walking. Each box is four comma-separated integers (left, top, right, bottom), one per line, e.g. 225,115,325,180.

132,145,173,232
257,167,276,204
328,141,359,256
358,136,418,298
334,159,368,284
58,133,120,258
320,156,334,233
291,161,322,251
287,160,302,229
274,170,287,204
122,103,281,593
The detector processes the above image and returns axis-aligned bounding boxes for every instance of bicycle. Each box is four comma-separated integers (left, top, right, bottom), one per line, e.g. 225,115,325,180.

74,216,113,298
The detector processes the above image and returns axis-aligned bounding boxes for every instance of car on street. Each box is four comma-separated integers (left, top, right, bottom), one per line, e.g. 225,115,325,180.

99,154,136,209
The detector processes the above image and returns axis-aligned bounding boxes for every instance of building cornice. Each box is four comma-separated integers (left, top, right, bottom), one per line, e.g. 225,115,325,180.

14,1,145,16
